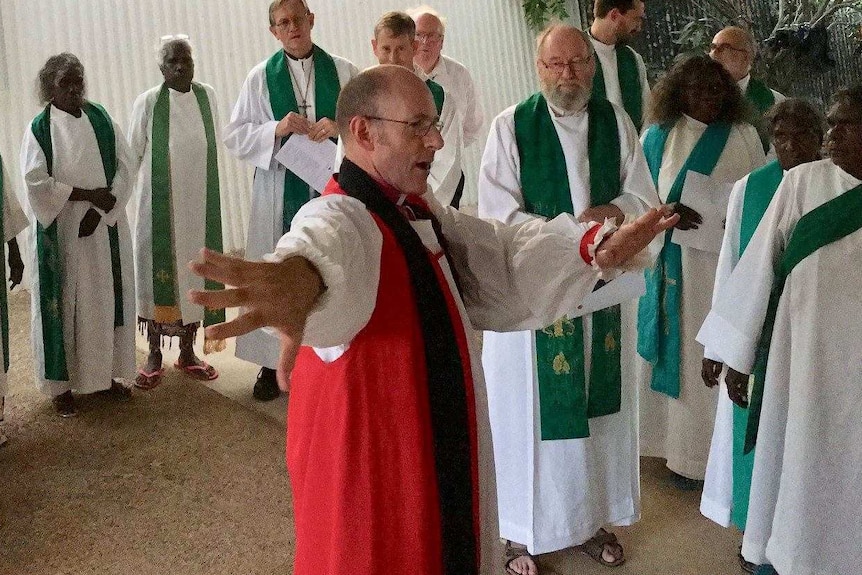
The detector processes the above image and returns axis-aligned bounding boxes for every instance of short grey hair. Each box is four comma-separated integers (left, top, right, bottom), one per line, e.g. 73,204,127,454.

37,52,84,104
406,5,446,34
156,35,193,65
536,23,594,57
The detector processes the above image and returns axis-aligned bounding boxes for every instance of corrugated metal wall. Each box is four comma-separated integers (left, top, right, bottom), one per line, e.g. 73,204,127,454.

0,0,582,255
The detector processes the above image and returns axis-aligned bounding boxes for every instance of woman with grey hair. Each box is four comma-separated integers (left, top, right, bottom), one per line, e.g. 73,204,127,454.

19,53,136,417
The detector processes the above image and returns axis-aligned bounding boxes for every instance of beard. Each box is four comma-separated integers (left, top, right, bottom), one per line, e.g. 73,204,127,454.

542,83,591,113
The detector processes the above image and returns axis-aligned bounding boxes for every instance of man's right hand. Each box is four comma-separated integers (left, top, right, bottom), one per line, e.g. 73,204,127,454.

594,206,679,269
275,112,312,138
670,202,702,230
701,358,723,388
78,208,102,238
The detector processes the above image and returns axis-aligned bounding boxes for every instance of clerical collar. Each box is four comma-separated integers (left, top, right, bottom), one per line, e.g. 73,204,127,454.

285,47,314,61
738,74,751,92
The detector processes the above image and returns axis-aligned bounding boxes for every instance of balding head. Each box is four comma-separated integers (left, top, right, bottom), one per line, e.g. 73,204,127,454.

709,26,756,81
536,24,595,112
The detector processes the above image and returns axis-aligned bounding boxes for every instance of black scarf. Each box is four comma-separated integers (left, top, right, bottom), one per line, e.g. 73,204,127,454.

337,159,478,574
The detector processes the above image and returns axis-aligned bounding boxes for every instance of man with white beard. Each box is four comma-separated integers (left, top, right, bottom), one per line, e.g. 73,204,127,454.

478,23,660,574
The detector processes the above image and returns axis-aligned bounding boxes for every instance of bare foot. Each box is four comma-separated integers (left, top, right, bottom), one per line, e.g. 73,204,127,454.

505,541,538,575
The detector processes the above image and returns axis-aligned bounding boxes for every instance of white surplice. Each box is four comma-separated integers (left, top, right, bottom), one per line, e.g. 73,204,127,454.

1,155,28,397
19,105,136,397
477,99,661,553
424,54,484,146
223,51,357,369
590,37,651,130
128,83,222,325
637,115,766,480
268,184,640,574
697,159,862,574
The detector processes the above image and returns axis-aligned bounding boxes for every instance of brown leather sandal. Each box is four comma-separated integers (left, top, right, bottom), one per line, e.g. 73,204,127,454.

574,528,625,567
504,540,539,575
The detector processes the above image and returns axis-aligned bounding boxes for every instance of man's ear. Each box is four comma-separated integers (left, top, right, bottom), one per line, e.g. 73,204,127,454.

308,12,315,31
269,25,279,41
350,116,376,151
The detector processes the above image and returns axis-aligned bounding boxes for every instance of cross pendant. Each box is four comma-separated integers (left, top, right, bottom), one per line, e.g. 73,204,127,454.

298,103,310,118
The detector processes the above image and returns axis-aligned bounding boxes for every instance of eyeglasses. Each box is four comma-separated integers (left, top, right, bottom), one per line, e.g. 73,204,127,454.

709,42,749,55
365,115,443,137
539,55,594,74
416,33,443,44
273,13,309,30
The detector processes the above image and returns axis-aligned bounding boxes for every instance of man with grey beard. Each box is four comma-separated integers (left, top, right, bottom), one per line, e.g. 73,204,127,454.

477,23,659,574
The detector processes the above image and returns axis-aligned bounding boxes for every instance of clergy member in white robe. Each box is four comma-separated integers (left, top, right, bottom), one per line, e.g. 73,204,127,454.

189,65,679,575
0,151,27,445
699,100,824,546
19,53,135,417
696,89,862,574
223,0,357,400
589,0,651,132
479,25,660,570
128,37,225,389
636,55,765,484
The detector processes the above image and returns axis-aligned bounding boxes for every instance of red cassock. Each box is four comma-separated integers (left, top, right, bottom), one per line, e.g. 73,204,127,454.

286,183,480,575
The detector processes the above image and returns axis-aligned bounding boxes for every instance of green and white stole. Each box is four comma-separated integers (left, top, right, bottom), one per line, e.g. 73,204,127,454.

637,120,732,398
745,78,776,153
0,155,9,372
425,79,445,116
265,45,340,233
592,44,643,132
30,102,125,381
151,83,225,327
744,180,862,454
514,93,622,440
730,159,783,530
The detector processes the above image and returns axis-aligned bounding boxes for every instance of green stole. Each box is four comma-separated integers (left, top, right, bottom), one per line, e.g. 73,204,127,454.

637,120,732,398
425,79,445,116
745,78,776,153
0,155,9,372
514,93,622,440
592,44,643,132
151,83,225,326
730,159,783,530
30,102,125,381
744,181,862,454
265,45,340,233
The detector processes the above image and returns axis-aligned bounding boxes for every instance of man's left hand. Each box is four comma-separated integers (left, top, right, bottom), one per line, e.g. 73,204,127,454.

725,368,750,408
578,204,625,226
594,206,679,269
308,118,338,142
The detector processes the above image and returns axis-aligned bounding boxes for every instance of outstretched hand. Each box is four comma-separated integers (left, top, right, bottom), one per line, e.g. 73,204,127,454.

593,206,679,269
188,249,324,390
701,358,723,388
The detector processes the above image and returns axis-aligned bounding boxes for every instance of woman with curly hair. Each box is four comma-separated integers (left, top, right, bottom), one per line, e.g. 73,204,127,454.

636,54,765,488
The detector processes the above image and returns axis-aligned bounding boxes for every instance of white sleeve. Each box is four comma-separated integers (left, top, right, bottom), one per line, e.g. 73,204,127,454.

127,91,151,176
696,173,797,373
2,158,28,240
635,50,651,130
223,66,279,171
460,67,484,147
269,195,381,348
611,106,660,219
477,109,533,225
19,128,73,228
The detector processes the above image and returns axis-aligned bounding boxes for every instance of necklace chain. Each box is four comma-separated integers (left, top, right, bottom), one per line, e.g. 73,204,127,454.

287,57,315,118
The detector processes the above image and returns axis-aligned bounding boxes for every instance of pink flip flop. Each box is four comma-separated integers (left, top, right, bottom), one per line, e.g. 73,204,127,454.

174,361,219,381
135,367,165,390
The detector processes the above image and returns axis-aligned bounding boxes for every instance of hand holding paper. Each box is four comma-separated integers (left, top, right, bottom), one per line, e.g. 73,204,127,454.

274,134,339,193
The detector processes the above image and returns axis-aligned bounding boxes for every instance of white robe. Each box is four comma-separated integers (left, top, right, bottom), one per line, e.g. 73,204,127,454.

19,105,136,397
1,156,28,397
424,54,484,146
223,51,357,369
269,184,640,574
477,99,661,553
697,159,862,574
637,115,765,480
128,83,222,325
590,37,651,131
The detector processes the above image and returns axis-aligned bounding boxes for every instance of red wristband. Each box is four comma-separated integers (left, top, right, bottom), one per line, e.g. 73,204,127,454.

580,223,603,265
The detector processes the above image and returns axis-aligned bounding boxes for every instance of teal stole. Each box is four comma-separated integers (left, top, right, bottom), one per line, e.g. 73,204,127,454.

31,102,125,381
637,120,732,398
514,93,623,440
730,159,783,529
0,155,9,372
592,44,643,132
744,181,862,454
150,83,225,327
265,46,340,233
426,79,445,116
745,78,776,153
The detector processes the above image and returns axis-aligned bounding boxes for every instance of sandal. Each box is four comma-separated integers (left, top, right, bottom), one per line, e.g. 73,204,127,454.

135,367,165,390
97,380,133,401
504,540,539,575
738,544,756,573
574,528,625,567
174,361,218,381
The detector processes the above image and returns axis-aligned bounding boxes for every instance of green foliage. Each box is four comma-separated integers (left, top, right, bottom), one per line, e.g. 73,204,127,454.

671,17,725,53
522,0,570,30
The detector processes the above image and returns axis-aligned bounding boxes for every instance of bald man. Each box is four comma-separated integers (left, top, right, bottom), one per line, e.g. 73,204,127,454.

190,65,677,575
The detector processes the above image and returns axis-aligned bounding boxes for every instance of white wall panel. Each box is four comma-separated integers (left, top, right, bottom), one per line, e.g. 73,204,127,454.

0,0,581,253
